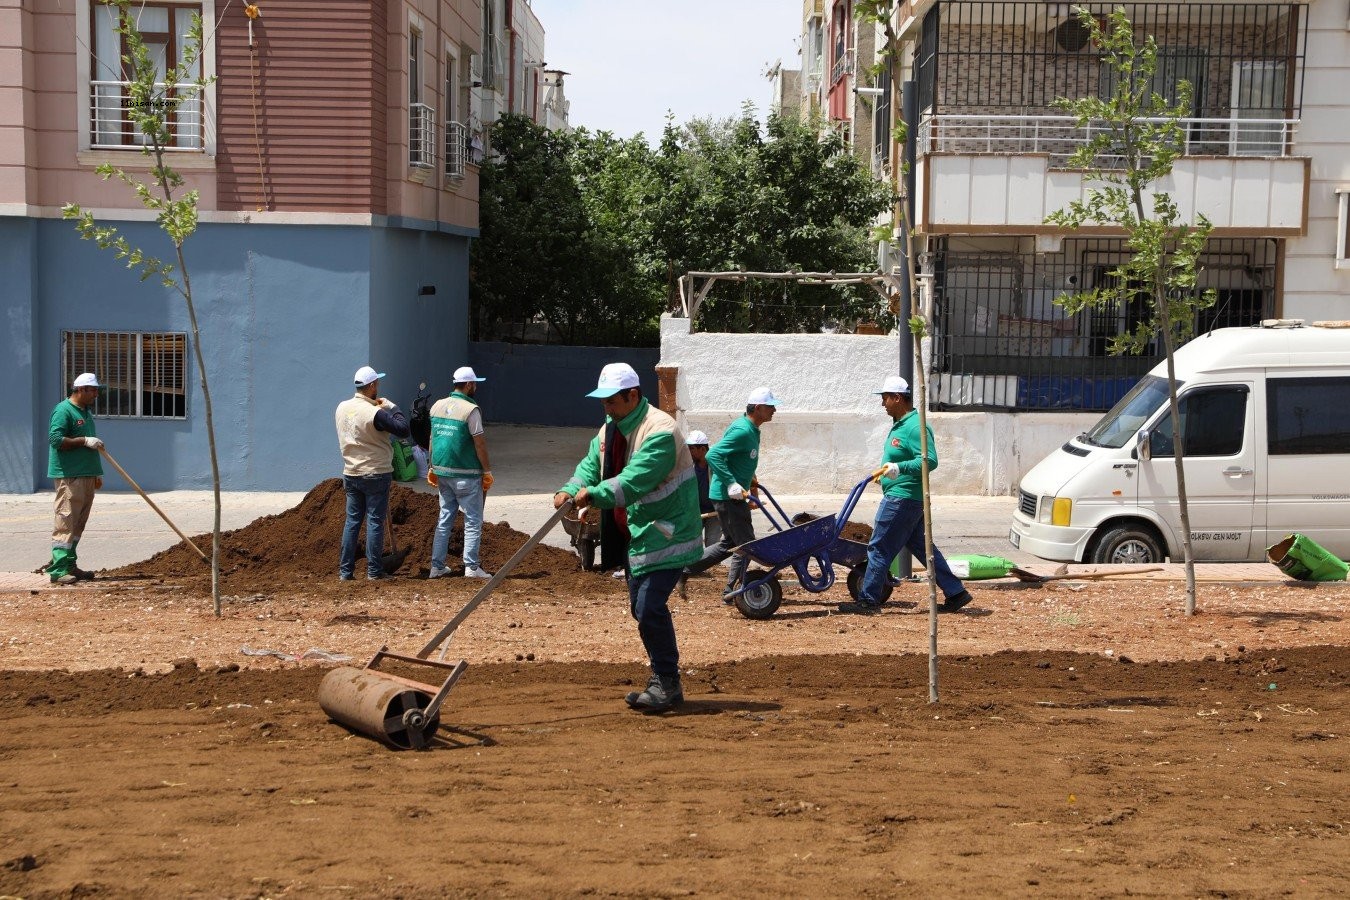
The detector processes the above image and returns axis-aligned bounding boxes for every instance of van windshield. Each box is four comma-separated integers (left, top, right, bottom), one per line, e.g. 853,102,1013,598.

1082,375,1175,448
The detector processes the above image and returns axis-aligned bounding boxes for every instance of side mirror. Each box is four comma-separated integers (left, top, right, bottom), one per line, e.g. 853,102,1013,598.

1136,428,1152,462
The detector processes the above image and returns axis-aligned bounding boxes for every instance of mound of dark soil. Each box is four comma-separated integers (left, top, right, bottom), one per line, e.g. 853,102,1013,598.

109,479,612,591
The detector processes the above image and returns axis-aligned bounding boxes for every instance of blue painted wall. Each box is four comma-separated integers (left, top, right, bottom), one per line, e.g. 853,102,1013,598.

0,218,39,492
3,217,471,492
467,342,662,426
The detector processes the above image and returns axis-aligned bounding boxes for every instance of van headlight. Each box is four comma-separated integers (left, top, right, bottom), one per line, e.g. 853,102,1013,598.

1039,496,1072,526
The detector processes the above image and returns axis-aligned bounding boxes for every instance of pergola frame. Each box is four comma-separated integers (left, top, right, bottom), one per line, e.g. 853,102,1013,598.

676,270,902,325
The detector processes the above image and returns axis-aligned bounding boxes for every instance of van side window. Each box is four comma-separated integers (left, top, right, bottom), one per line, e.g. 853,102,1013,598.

1150,386,1248,458
1268,377,1350,454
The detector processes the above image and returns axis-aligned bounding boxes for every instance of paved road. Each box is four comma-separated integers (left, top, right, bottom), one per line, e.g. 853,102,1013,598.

1,425,1026,574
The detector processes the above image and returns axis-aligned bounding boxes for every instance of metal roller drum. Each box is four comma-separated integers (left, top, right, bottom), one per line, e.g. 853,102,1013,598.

317,666,441,750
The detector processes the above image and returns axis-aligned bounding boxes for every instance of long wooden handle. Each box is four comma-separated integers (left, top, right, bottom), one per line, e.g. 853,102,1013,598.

100,448,209,563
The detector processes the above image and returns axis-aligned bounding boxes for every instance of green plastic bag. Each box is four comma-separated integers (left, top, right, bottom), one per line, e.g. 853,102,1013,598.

390,437,418,483
1267,534,1349,582
891,553,1014,580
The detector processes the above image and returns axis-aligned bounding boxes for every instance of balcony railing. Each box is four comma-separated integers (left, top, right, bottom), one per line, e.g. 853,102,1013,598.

444,120,467,179
919,114,1298,165
410,102,436,168
90,80,204,150
830,48,854,86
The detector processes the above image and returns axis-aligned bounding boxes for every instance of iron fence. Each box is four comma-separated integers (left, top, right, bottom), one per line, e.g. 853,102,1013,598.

930,237,1277,411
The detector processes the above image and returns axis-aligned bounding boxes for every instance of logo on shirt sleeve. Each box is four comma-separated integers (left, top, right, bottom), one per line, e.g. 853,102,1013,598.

890,438,901,448
750,449,758,459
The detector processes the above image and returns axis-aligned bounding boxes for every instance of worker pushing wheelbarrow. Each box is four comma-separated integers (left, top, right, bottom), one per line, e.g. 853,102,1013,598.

725,468,889,619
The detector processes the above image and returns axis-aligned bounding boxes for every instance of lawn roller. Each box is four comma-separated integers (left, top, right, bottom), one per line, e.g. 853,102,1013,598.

724,469,885,620
317,500,574,750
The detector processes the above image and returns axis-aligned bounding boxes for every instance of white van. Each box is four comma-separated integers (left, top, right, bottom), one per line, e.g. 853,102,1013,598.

1009,321,1350,564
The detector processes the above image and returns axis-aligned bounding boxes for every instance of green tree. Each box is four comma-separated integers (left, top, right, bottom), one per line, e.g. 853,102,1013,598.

1046,7,1218,615
653,109,892,332
62,1,225,616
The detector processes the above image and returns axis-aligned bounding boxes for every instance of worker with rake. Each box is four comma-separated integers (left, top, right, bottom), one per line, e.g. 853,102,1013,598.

679,386,780,601
854,375,972,614
554,362,703,713
46,372,105,585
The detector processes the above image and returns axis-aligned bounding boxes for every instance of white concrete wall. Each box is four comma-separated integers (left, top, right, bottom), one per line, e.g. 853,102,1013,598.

659,316,1099,496
1283,0,1350,321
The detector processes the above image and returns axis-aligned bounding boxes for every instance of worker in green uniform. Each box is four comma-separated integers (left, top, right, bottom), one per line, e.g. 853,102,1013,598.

554,362,703,713
47,373,105,585
680,386,779,601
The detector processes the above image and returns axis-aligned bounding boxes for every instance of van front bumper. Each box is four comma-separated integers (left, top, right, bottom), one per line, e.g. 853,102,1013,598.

1009,515,1095,562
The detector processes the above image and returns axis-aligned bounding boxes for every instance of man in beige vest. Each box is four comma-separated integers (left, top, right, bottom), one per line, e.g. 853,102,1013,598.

335,366,410,580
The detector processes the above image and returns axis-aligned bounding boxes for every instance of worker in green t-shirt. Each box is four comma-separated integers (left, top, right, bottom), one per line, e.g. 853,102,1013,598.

47,373,106,585
680,386,779,602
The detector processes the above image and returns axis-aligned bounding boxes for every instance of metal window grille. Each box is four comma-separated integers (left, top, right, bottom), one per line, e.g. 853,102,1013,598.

62,331,187,419
444,120,467,178
923,2,1305,127
409,102,436,168
929,237,1277,412
90,81,204,150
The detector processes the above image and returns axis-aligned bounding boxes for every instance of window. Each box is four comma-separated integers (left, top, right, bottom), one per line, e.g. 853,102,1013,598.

1149,386,1248,458
408,24,434,168
1267,377,1350,455
444,49,465,179
1337,188,1350,269
1231,61,1288,156
90,1,204,150
63,331,187,419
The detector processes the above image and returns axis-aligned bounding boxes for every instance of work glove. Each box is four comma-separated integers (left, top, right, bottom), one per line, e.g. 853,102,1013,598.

426,470,439,487
881,462,900,480
482,471,494,492
83,437,104,450
727,482,746,500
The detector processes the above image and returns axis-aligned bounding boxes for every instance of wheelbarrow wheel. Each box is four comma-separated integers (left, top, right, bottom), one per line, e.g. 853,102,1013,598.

735,569,782,620
846,562,893,604
577,537,597,571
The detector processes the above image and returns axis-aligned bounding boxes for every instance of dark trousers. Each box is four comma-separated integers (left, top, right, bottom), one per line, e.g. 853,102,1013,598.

860,496,965,605
341,473,392,578
685,499,756,593
629,567,681,677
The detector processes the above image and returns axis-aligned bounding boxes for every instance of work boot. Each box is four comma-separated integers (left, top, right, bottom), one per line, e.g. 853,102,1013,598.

941,590,973,613
72,567,96,581
51,573,78,586
625,673,684,713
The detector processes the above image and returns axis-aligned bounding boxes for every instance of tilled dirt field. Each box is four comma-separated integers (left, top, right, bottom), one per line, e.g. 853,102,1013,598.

1,484,1347,897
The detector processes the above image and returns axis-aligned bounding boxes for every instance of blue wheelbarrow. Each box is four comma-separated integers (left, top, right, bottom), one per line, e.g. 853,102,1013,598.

725,469,890,619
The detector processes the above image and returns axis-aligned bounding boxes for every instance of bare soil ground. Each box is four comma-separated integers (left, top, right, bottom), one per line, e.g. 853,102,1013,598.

1,483,1347,897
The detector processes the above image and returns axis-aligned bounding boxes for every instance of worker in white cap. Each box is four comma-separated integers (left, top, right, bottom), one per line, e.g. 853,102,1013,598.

427,366,493,579
852,375,971,614
45,373,105,584
685,430,722,550
335,366,411,581
554,362,703,714
680,386,780,602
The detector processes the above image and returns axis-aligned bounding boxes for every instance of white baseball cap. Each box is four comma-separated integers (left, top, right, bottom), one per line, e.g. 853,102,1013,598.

453,366,486,383
586,362,641,398
354,365,386,387
747,386,779,407
686,430,709,446
873,375,912,395
73,373,101,389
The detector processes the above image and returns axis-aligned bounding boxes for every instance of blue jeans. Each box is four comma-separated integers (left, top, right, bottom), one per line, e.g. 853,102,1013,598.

431,476,486,570
341,473,392,578
628,567,681,677
860,496,965,605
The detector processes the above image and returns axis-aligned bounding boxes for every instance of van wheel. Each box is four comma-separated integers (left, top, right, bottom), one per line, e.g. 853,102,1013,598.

1090,526,1164,565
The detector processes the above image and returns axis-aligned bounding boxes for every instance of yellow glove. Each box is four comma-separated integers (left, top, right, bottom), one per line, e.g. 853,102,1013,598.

426,470,439,486
482,471,494,492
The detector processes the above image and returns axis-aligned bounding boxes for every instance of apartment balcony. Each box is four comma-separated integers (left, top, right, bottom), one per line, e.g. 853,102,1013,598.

830,48,854,86
444,120,467,179
409,102,436,168
911,1,1308,236
90,81,204,151
916,114,1308,235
